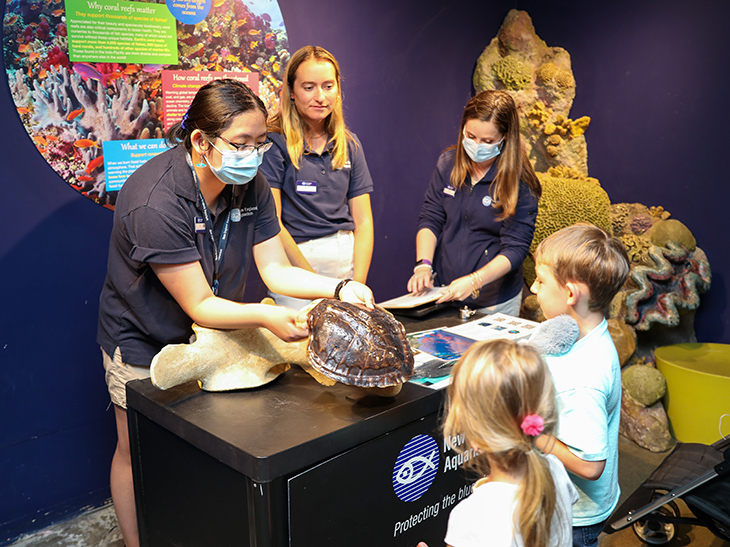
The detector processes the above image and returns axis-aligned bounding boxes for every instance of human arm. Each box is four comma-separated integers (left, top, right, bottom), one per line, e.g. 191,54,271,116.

348,193,373,284
407,228,438,293
536,374,612,482
438,181,538,303
409,155,452,293
270,187,316,273
535,435,606,481
150,237,374,342
436,254,511,303
151,260,310,342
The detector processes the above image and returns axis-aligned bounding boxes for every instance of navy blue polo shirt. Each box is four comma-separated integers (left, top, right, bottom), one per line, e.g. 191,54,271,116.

97,145,280,367
259,131,373,243
417,149,539,308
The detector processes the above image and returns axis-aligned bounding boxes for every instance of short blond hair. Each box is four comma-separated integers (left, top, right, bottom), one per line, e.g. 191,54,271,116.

534,223,630,312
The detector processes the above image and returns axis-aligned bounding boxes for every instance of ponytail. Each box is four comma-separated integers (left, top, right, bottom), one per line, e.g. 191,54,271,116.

514,450,561,547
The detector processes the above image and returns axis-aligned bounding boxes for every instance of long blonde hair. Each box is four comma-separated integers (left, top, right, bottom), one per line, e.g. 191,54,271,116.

268,45,353,170
450,90,541,220
444,339,563,547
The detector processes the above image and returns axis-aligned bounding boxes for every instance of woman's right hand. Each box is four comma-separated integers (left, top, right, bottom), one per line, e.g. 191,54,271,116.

408,266,434,294
261,305,310,342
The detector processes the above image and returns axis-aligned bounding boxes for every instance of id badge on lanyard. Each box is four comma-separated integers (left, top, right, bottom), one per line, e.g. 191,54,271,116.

190,161,232,296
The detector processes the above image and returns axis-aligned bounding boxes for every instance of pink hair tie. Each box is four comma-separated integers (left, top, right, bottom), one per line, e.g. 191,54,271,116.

520,414,545,436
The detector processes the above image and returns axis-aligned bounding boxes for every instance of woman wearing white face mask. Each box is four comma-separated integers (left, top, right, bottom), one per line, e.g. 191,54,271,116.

408,90,541,316
97,78,375,547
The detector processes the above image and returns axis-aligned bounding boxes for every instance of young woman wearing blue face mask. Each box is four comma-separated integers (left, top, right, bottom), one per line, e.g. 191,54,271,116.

408,90,541,316
97,78,375,547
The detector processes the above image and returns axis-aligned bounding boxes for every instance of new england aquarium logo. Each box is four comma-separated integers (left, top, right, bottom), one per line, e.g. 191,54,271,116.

392,434,440,502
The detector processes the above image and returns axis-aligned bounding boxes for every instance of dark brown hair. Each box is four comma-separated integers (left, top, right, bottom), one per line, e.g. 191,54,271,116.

166,78,268,153
450,90,541,220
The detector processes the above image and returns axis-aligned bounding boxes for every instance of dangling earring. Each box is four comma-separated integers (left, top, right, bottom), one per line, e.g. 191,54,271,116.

195,155,207,168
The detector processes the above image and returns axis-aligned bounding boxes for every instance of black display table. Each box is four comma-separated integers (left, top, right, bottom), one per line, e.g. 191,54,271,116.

127,309,475,547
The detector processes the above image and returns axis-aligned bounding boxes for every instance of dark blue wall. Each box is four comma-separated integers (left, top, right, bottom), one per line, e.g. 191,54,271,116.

2,0,728,542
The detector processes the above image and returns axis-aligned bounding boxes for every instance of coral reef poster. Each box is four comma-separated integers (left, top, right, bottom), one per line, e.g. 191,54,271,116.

3,0,289,208
65,0,178,64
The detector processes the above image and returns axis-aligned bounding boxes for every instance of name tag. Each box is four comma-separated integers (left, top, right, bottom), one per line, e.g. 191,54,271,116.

194,216,206,233
297,180,317,194
443,185,456,197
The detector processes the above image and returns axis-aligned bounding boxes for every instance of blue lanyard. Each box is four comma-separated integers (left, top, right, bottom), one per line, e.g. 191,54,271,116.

190,161,232,296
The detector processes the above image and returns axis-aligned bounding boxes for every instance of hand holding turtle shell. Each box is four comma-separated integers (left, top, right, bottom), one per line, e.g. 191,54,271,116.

261,305,310,342
337,280,375,310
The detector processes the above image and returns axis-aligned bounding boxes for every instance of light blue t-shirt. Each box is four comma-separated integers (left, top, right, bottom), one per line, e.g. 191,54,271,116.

544,318,622,526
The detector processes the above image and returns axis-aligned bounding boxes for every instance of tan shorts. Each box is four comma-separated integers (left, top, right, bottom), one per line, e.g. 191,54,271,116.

102,347,150,409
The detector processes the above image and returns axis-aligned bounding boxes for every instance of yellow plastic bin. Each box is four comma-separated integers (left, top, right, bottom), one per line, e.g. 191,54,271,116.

655,343,730,445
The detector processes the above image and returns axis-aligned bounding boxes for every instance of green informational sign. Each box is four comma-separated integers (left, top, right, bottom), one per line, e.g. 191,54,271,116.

65,0,178,64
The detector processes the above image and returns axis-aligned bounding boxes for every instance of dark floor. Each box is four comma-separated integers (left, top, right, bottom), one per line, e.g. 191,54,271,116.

7,435,729,546
601,437,730,547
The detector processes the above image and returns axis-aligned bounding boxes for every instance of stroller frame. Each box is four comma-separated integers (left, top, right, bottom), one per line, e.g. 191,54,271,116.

605,435,730,544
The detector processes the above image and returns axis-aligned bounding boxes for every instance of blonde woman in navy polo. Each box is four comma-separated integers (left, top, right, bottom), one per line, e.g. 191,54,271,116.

97,79,374,547
260,45,374,310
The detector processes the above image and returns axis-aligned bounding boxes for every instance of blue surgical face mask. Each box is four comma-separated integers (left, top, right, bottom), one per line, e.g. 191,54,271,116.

206,142,263,186
462,131,504,163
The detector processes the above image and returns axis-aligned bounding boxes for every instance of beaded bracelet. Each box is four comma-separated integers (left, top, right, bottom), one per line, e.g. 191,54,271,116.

334,278,353,300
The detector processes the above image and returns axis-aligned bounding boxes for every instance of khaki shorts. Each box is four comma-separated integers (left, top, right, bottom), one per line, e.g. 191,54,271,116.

102,347,150,409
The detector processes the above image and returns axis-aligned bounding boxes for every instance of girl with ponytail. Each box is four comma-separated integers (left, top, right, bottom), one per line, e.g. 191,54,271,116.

421,339,577,547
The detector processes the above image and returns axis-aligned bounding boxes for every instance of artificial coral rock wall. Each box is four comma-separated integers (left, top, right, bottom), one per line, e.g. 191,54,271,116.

479,10,711,452
474,9,590,175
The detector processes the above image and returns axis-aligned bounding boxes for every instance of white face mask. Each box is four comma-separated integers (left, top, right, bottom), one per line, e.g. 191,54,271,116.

462,132,504,163
206,142,264,186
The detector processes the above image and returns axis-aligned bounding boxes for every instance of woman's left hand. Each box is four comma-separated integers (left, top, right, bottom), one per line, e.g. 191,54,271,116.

338,280,375,310
436,275,474,303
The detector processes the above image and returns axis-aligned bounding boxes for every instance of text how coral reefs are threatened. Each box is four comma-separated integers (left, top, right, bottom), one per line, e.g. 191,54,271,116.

65,0,178,64
161,71,260,130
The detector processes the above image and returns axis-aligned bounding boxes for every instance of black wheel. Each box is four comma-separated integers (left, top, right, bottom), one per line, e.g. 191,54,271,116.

632,501,680,545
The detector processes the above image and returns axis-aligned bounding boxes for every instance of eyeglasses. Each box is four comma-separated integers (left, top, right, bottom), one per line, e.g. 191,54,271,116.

218,135,273,155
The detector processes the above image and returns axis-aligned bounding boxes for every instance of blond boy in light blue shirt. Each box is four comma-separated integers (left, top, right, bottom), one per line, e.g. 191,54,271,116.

530,223,630,547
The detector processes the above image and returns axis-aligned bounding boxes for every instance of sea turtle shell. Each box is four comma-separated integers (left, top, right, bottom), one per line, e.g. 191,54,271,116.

306,299,414,387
